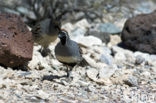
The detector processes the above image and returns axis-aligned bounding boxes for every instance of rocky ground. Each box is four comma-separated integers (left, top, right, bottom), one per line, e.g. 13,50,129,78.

0,0,156,103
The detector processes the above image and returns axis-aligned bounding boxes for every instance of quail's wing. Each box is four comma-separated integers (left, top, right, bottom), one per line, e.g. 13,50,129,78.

31,24,41,39
79,46,83,56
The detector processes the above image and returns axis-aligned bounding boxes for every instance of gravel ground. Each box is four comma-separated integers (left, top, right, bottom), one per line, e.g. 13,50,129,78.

0,33,155,102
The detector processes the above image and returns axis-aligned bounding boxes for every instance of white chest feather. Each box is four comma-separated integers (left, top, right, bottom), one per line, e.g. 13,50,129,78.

56,55,82,63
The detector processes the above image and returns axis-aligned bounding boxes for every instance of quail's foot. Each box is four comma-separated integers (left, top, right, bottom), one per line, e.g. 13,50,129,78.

66,66,72,78
12,64,29,71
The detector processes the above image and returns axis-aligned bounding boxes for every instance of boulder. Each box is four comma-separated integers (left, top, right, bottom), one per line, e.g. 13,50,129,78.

0,13,33,67
122,11,156,54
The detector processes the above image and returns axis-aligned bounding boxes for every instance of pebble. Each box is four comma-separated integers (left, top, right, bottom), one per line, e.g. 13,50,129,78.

135,55,145,65
114,52,126,61
100,54,113,65
74,12,85,21
99,65,118,78
71,27,86,38
123,76,138,87
96,23,121,34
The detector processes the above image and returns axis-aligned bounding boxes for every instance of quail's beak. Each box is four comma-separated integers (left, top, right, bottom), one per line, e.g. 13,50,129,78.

58,33,63,39
55,25,61,31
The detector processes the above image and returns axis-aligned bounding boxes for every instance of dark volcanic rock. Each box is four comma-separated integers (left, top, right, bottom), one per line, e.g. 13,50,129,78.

0,13,33,67
121,11,156,54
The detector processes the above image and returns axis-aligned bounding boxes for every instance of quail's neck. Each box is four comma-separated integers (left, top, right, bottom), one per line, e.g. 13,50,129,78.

60,38,66,45
60,37,71,46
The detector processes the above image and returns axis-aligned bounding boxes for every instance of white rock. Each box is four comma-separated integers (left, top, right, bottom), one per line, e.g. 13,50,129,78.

62,23,74,34
100,53,114,65
86,67,112,85
37,90,49,99
114,18,127,30
77,80,89,87
71,27,87,38
141,71,151,77
112,46,135,62
74,19,90,29
86,65,116,85
108,35,121,47
28,46,51,70
112,46,133,54
134,51,150,61
83,55,107,69
73,36,102,47
114,52,126,61
86,68,98,81
99,65,118,78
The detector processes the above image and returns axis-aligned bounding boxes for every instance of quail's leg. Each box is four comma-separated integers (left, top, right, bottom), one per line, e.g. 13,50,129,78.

66,66,70,77
40,47,51,57
66,66,72,78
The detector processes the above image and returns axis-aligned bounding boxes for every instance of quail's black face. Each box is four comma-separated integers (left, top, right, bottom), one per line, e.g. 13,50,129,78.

54,21,61,31
58,30,69,45
49,19,61,33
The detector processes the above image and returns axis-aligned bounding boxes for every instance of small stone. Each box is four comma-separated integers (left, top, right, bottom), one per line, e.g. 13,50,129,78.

37,90,49,99
86,68,98,82
71,27,86,38
17,7,36,20
114,52,126,61
103,46,112,55
78,80,89,87
74,12,85,21
135,55,145,65
86,66,116,85
150,54,156,61
108,35,121,46
141,71,151,77
87,12,96,20
134,51,150,62
96,23,121,34
114,18,127,30
100,54,113,65
87,28,110,44
98,65,118,78
87,85,95,92
74,19,90,29
123,76,138,87
4,8,20,15
18,72,31,77
112,46,132,54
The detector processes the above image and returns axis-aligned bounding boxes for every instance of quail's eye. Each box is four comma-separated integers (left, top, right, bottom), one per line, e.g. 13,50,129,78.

54,25,58,28
54,25,60,30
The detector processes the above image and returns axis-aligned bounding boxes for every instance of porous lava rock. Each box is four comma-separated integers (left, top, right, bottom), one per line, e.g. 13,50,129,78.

121,11,156,54
0,13,33,67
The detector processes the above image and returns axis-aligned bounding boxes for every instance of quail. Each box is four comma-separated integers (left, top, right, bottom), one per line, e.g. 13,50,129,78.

31,18,61,56
55,29,88,77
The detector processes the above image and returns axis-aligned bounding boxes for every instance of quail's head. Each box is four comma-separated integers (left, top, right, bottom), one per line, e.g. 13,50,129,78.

49,19,61,35
58,30,69,45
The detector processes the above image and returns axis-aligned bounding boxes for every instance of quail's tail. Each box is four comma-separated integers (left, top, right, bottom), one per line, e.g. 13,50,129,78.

79,58,89,67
